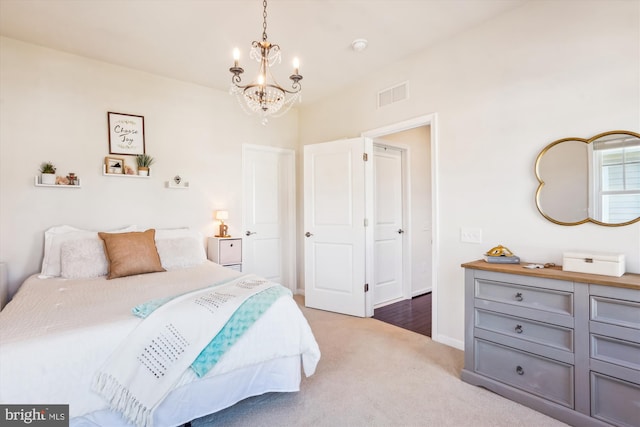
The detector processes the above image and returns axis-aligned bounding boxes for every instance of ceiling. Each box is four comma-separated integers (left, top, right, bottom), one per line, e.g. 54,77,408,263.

0,0,527,105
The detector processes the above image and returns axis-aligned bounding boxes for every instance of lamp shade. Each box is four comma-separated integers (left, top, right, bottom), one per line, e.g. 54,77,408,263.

215,210,229,221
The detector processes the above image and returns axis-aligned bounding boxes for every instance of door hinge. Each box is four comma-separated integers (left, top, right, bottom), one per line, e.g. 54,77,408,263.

365,283,369,292
364,218,368,227
363,152,368,161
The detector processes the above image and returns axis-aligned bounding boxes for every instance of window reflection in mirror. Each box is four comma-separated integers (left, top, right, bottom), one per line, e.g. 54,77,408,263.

535,130,640,226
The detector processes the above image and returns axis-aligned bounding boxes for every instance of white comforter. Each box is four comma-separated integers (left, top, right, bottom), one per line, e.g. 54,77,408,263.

0,262,320,419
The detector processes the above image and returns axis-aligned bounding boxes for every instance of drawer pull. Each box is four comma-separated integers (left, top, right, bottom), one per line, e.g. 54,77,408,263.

516,365,524,375
514,324,523,334
515,292,523,302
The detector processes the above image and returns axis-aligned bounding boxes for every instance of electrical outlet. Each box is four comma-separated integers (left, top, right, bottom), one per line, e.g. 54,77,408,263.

460,227,482,243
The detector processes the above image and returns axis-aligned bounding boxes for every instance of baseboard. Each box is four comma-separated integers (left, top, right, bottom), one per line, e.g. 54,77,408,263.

432,333,464,350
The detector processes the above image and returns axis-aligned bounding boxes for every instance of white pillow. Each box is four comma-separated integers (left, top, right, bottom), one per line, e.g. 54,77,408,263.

40,225,137,278
60,239,109,279
155,232,206,270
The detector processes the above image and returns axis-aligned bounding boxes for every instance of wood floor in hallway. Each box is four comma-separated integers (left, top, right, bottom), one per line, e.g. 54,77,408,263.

373,293,432,337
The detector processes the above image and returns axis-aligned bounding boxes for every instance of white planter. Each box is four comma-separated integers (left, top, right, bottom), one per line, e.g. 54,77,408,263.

41,173,56,185
137,168,149,176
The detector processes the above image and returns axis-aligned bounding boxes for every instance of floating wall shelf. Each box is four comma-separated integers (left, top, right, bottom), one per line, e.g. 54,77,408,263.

102,165,149,178
34,176,81,188
166,180,189,189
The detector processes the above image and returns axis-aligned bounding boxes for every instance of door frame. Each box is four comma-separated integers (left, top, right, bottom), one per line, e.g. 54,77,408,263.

362,114,439,339
371,141,412,308
241,144,296,292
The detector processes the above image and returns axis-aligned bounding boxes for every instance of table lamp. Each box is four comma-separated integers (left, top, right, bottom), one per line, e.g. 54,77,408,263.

214,210,230,237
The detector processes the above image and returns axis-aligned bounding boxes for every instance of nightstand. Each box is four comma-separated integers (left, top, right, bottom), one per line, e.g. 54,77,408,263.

207,237,242,272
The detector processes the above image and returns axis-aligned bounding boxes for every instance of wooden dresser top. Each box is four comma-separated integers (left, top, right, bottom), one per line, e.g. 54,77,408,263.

462,259,640,291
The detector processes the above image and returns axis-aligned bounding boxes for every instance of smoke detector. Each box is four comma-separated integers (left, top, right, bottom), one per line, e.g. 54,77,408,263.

351,38,368,52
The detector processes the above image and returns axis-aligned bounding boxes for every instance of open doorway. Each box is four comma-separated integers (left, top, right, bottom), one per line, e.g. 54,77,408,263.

363,115,435,337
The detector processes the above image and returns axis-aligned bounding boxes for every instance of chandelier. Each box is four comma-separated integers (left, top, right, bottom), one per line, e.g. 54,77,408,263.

229,0,303,125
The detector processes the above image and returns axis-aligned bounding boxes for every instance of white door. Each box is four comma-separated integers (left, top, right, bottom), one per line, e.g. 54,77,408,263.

242,145,295,290
373,145,404,305
304,137,370,317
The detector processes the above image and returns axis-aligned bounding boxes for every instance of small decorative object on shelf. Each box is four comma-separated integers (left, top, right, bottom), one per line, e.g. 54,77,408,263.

39,161,56,185
136,154,154,176
483,244,520,264
105,156,125,175
166,175,189,189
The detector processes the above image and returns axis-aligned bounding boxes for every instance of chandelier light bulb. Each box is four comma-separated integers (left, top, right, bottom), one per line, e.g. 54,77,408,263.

258,74,265,85
233,48,240,66
293,57,300,74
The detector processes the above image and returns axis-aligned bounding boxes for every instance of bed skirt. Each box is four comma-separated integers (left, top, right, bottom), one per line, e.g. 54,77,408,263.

71,355,302,427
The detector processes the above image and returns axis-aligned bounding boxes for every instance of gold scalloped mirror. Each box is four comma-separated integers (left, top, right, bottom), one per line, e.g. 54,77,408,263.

535,130,640,226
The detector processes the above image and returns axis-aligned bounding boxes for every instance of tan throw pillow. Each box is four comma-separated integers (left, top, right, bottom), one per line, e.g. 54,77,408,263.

98,229,165,279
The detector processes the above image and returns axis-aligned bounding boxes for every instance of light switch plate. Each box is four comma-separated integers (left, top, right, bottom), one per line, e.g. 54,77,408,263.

460,227,482,243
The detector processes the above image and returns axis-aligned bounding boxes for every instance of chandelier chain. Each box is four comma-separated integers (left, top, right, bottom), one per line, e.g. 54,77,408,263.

262,0,268,42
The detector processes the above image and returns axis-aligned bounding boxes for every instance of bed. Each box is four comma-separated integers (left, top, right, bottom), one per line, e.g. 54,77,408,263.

0,226,321,427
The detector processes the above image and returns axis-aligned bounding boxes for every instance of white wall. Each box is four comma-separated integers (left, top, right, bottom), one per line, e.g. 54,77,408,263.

298,0,640,347
0,36,298,296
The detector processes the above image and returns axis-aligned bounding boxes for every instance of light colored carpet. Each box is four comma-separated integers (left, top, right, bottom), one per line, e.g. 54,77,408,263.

193,296,568,427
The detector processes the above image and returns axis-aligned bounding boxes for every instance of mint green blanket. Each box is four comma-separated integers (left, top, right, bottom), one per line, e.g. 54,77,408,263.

132,284,291,377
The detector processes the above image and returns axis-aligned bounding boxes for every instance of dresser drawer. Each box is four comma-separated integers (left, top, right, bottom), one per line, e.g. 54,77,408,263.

218,239,242,264
475,309,573,352
591,372,640,427
475,279,573,316
591,334,640,371
591,296,640,330
475,339,574,408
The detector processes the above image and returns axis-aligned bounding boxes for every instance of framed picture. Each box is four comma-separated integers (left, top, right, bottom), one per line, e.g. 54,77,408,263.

105,156,125,175
108,112,145,155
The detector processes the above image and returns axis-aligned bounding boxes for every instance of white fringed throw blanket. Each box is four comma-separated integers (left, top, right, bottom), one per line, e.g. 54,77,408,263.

92,274,277,427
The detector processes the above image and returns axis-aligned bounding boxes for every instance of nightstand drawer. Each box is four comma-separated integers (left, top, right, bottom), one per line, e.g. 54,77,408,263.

219,239,242,264
475,279,573,316
475,309,573,352
475,339,574,408
591,372,640,427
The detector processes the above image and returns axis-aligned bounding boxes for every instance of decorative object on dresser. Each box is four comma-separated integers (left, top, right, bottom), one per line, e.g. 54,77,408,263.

535,130,640,227
563,251,625,277
39,161,56,185
214,210,230,237
208,237,242,272
107,112,145,155
483,244,520,264
135,153,154,176
462,260,640,427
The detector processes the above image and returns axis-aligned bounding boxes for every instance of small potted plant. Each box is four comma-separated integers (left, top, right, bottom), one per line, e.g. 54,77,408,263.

136,154,154,176
39,161,57,185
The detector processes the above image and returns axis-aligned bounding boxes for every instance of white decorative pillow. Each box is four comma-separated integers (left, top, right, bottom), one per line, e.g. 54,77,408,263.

156,233,206,271
60,239,109,279
40,225,137,278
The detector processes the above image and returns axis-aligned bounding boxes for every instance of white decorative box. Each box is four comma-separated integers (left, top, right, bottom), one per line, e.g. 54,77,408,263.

562,252,625,277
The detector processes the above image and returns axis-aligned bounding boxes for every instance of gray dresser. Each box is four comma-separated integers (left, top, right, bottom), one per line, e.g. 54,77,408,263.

462,260,640,427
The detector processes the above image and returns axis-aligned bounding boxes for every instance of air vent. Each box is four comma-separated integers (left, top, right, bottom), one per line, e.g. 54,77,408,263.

378,81,408,108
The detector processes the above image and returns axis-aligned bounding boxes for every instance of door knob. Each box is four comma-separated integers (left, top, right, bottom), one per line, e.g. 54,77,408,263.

245,231,257,236
397,229,404,234
305,232,314,237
